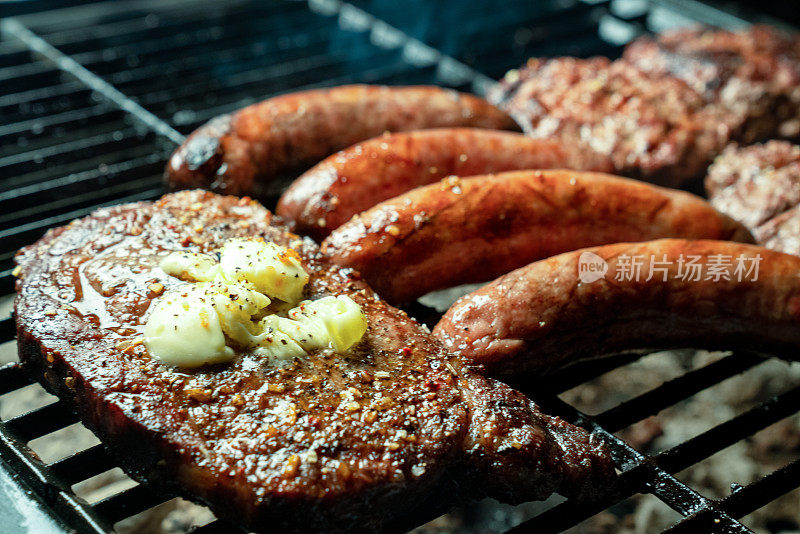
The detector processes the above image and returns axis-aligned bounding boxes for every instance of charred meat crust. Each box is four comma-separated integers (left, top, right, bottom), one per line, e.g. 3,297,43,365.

165,85,519,200
14,191,613,533
460,374,613,503
434,239,800,376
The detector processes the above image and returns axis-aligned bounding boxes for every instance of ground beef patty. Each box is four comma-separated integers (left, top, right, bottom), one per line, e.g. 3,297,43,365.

625,24,800,142
488,56,734,186
705,141,800,256
489,25,800,187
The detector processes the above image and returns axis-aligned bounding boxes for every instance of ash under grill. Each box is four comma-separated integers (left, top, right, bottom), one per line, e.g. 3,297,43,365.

1,1,799,533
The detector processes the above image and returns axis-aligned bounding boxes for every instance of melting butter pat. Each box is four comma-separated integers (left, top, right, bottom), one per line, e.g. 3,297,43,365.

159,252,219,282
218,239,308,303
254,296,367,360
145,238,367,368
143,285,234,367
160,238,308,304
287,296,369,353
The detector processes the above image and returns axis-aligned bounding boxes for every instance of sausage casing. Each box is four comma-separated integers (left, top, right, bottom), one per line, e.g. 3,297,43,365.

434,239,800,375
277,128,613,239
322,171,752,304
166,85,519,199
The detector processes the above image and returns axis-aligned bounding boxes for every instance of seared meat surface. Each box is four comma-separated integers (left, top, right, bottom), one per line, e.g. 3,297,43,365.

14,191,613,533
489,26,800,186
488,56,732,186
625,25,800,142
705,141,800,255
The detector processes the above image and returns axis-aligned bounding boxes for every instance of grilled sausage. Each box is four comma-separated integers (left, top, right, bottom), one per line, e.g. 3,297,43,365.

321,170,752,304
276,128,614,240
166,85,519,199
433,239,800,376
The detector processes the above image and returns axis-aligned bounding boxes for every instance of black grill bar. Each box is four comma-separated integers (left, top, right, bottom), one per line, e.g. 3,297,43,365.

0,104,124,138
656,384,800,474
1,18,185,144
0,186,163,260
513,394,752,534
517,355,800,533
0,318,16,342
4,402,80,443
0,363,31,396
1,173,162,230
595,352,764,432
720,459,800,519
48,445,117,486
172,59,446,131
0,143,160,193
0,153,165,219
0,126,144,175
92,484,170,523
38,1,270,47
533,352,654,394
0,369,110,533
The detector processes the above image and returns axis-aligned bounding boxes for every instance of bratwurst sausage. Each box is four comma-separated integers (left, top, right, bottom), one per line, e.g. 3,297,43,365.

276,128,614,240
433,239,800,376
166,85,519,199
321,170,752,304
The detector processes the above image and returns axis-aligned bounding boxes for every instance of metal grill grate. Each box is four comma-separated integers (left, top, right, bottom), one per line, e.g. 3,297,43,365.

1,0,799,532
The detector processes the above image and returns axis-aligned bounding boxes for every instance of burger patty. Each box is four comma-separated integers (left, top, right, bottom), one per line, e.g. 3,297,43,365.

625,24,800,142
13,190,613,533
487,56,732,186
489,25,800,186
705,141,800,256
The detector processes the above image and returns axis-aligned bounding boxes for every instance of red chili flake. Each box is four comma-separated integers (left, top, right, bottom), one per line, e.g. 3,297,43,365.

181,236,192,247
401,347,412,357
424,380,442,392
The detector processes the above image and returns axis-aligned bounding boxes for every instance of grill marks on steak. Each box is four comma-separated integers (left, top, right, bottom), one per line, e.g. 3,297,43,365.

705,141,800,256
14,191,613,533
489,25,800,186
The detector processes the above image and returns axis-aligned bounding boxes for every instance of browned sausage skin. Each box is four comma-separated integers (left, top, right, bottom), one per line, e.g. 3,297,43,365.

276,128,614,240
166,85,519,199
321,170,752,304
433,239,800,376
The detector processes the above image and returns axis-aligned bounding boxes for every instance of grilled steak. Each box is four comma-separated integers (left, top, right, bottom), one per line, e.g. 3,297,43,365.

14,191,613,533
705,141,800,255
489,26,799,186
